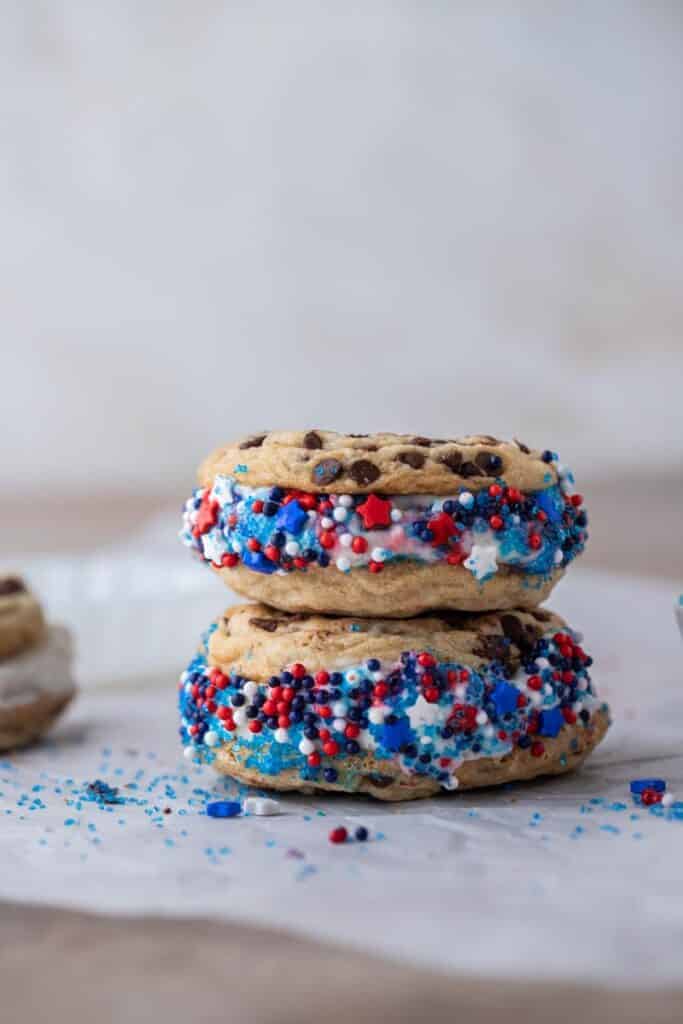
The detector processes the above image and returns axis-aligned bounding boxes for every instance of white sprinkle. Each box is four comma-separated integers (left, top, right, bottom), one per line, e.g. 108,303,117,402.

529,692,543,707
339,495,354,507
336,557,351,572
483,724,495,739
346,670,359,684
554,550,564,565
332,718,346,732
204,730,219,747
284,541,300,557
390,509,403,522
475,710,488,725
333,507,348,522
233,708,246,726
368,706,385,725
371,671,384,682
459,491,474,508
662,793,674,807
371,547,386,562
183,746,195,760
454,684,467,700
543,683,553,696
321,517,334,530
243,681,258,700
464,543,499,581
244,796,281,816
298,737,315,755
339,533,353,548
332,701,347,718
274,728,289,743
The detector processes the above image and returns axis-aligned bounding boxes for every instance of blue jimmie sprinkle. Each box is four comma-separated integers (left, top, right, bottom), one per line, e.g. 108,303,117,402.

629,778,666,795
206,800,241,819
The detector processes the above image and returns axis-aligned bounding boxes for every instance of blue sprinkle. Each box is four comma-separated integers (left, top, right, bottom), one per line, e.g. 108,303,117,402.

490,682,519,717
538,707,564,738
275,500,307,535
206,800,241,818
629,778,666,794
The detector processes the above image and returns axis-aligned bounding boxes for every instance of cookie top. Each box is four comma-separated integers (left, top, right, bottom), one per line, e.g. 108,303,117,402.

198,430,559,495
0,576,46,661
209,602,564,681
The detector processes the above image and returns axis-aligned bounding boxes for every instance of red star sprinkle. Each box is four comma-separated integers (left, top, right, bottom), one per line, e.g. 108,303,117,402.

427,511,458,547
193,492,219,536
356,493,392,530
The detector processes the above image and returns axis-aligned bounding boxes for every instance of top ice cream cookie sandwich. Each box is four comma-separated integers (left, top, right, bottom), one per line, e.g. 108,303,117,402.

181,430,588,616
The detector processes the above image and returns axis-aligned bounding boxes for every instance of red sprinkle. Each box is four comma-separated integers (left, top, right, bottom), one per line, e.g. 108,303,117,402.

528,534,542,550
319,531,336,549
641,788,662,806
252,500,264,514
329,826,348,844
368,561,383,574
351,536,368,554
246,538,261,552
248,721,262,734
489,515,504,531
221,553,239,568
530,741,545,758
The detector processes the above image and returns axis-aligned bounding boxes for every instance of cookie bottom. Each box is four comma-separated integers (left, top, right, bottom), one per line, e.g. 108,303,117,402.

210,709,609,801
216,561,562,617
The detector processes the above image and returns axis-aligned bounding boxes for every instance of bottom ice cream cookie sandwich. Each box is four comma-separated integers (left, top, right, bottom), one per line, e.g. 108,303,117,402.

178,603,609,801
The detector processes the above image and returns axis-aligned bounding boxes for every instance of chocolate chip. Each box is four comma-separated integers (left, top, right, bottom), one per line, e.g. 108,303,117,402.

363,445,379,452
514,438,531,454
475,451,504,475
303,430,323,450
476,435,502,446
349,433,369,438
472,634,510,663
500,614,537,655
348,459,380,486
439,450,462,473
239,434,267,449
410,436,432,447
0,577,25,596
249,617,279,633
312,458,343,486
397,451,426,469
459,460,482,478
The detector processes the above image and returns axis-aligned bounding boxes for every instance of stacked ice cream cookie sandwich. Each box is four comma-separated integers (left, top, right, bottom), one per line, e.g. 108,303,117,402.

178,431,609,801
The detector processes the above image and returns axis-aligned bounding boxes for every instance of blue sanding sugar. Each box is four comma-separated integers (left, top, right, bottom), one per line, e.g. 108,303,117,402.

206,800,241,818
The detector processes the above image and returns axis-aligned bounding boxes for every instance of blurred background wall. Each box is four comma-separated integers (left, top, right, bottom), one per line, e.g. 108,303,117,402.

2,2,682,498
